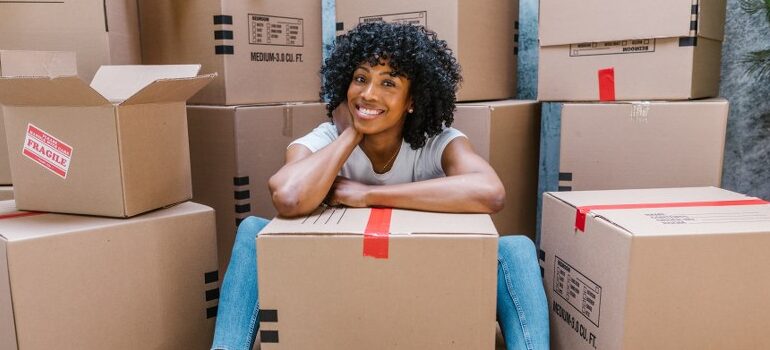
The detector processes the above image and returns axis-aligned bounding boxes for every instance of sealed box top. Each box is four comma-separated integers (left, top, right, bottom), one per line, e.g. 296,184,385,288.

0,64,214,107
539,0,726,46
547,187,770,236
262,207,498,236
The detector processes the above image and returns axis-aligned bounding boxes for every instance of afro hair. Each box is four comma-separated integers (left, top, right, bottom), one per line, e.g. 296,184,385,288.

320,21,462,149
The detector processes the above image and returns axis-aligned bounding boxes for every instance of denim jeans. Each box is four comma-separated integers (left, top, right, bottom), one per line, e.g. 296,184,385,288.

212,216,549,350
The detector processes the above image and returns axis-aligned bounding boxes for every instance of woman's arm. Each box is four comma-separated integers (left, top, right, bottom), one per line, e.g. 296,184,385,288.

268,115,362,217
328,137,506,214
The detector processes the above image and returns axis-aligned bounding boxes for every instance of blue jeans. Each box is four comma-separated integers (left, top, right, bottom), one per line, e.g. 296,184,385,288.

212,216,549,350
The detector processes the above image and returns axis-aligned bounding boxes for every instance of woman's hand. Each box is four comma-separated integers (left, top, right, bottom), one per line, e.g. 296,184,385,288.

332,103,354,136
326,176,371,208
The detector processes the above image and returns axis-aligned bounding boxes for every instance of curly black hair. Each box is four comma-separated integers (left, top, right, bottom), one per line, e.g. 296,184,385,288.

320,22,462,150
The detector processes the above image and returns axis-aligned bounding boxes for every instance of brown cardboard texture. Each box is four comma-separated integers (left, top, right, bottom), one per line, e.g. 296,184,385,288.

553,99,727,191
453,100,540,238
336,0,518,102
139,0,322,105
0,51,78,185
538,0,726,101
0,187,12,201
187,102,328,273
258,207,499,349
0,200,219,350
0,0,141,82
0,65,215,217
540,187,770,349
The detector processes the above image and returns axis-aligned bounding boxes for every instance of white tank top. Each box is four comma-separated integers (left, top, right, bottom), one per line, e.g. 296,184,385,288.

289,122,466,185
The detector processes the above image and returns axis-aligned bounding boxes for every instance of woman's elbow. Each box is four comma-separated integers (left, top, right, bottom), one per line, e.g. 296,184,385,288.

269,177,304,217
483,183,506,214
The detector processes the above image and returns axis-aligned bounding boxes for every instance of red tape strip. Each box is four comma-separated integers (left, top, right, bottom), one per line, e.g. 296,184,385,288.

575,198,769,232
363,208,392,259
0,211,43,220
598,67,616,101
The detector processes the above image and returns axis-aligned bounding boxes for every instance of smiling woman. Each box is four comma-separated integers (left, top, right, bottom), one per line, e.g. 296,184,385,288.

211,22,549,350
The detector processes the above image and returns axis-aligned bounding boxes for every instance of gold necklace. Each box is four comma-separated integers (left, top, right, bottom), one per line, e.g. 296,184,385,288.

377,146,400,173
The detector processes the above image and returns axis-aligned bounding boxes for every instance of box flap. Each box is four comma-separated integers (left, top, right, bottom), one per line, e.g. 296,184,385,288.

120,73,216,105
548,187,769,236
262,207,498,236
0,50,77,77
539,0,723,46
0,236,17,350
0,76,109,106
90,65,202,103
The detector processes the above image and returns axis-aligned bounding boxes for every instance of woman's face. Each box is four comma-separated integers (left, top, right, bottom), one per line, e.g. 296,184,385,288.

346,60,412,137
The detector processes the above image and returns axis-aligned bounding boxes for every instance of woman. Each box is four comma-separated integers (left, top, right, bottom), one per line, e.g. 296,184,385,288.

212,22,549,350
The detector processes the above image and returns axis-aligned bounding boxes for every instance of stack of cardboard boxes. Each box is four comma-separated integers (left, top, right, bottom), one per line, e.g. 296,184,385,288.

534,0,770,348
0,3,223,349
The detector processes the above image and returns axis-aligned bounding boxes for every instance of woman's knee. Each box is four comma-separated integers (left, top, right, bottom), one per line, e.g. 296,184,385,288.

498,235,537,263
234,216,270,249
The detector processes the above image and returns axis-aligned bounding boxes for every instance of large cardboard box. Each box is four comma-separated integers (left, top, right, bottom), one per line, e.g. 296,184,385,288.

335,0,518,102
538,0,726,101
0,51,78,185
539,187,770,349
0,201,219,350
187,103,328,273
453,100,540,238
258,207,498,349
0,0,141,83
138,0,322,105
536,98,728,240
0,65,214,217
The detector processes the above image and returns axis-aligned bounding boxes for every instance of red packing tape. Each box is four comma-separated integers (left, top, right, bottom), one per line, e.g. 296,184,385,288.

0,211,43,220
575,198,769,232
363,207,392,259
598,67,616,101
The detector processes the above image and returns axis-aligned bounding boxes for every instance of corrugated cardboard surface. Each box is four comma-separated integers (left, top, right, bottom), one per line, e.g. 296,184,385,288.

538,37,722,101
0,201,219,350
187,103,328,273
258,208,498,349
0,0,140,82
539,0,726,45
540,187,770,349
0,67,213,217
139,0,322,105
453,100,540,238
335,0,518,102
0,187,13,201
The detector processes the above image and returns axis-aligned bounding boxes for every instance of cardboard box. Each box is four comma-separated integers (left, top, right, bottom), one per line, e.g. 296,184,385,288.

539,187,770,349
538,0,726,101
335,0,518,102
536,99,728,240
0,51,78,185
0,65,215,217
138,0,323,105
257,207,498,349
0,0,141,82
187,102,328,273
0,201,219,350
453,100,540,238
0,187,12,201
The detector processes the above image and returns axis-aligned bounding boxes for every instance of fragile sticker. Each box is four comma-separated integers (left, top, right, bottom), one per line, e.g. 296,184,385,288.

22,124,73,179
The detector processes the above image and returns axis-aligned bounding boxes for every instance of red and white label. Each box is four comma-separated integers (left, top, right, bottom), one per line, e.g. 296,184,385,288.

22,124,73,179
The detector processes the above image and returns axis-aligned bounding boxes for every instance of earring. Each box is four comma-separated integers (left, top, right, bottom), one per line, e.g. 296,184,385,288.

408,108,414,113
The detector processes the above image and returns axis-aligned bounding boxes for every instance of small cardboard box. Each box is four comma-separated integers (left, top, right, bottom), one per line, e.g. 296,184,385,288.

453,100,540,238
0,201,219,350
536,98,728,240
187,102,328,273
0,0,141,82
539,187,770,349
258,207,499,349
335,0,518,102
538,0,726,101
138,0,323,105
0,65,215,217
0,50,78,185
